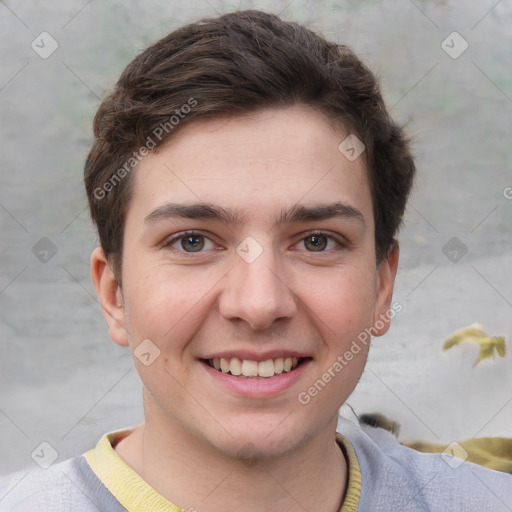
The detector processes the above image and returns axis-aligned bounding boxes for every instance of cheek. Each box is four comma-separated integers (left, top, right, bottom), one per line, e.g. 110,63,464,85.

297,271,375,411
303,265,377,340
122,265,214,349
120,269,208,401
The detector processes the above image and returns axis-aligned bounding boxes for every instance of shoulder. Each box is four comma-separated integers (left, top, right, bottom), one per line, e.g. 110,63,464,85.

0,455,125,512
339,421,512,512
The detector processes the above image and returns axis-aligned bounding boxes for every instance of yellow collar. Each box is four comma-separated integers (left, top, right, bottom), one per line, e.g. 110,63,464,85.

84,429,361,512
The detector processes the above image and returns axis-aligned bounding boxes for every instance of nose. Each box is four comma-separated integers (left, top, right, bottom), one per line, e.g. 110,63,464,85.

219,244,297,330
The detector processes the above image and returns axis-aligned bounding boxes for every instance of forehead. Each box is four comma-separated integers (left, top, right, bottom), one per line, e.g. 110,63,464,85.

128,106,372,228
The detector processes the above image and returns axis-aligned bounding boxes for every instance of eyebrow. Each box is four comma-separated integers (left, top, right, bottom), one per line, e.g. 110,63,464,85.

144,201,366,228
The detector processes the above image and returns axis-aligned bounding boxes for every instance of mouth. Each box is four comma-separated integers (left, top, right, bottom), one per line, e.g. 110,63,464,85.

202,356,310,379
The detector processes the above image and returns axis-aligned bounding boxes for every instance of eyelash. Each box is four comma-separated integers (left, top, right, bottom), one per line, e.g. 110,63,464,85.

163,230,346,257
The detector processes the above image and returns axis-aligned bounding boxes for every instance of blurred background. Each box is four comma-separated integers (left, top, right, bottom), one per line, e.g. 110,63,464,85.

1,0,511,475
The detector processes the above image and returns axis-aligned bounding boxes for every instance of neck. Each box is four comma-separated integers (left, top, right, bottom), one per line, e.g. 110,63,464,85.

115,405,347,512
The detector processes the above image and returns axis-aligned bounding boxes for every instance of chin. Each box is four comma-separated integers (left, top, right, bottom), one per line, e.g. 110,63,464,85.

215,432,300,462
203,413,318,462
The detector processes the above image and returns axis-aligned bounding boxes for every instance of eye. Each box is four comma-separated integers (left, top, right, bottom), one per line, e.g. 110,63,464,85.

165,231,217,253
163,230,345,256
299,232,344,252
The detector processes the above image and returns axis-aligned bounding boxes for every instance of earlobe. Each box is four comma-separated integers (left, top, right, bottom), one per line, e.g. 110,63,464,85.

372,242,400,337
90,247,129,347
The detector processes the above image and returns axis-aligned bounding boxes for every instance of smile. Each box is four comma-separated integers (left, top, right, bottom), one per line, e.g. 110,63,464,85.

205,357,305,378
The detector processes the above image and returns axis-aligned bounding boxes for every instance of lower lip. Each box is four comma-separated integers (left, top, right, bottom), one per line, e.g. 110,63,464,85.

200,359,312,398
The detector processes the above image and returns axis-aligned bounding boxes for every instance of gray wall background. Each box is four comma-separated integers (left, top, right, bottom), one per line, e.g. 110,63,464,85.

1,0,511,475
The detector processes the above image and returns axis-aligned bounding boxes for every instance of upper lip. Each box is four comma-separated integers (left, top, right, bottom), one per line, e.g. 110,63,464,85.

200,350,311,362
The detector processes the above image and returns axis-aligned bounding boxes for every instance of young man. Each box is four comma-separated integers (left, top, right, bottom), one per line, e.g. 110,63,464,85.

1,9,511,512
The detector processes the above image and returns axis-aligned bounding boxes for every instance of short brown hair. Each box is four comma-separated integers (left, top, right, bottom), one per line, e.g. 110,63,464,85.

84,9,415,277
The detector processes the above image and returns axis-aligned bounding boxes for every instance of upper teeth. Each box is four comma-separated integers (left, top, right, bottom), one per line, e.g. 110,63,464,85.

211,357,300,378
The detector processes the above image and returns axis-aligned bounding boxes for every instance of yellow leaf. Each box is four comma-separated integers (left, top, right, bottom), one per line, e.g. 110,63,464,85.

442,323,487,351
442,324,507,367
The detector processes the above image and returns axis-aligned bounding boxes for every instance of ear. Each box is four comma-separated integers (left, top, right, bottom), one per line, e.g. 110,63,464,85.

371,242,400,337
90,246,129,347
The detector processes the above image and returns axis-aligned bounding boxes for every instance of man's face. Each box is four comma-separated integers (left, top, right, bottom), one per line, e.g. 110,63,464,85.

97,106,397,458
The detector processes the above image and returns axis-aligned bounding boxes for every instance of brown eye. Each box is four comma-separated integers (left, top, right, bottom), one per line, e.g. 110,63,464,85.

304,235,328,251
180,234,205,252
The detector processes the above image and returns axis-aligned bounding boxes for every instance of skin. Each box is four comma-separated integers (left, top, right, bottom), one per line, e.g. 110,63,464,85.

91,105,399,511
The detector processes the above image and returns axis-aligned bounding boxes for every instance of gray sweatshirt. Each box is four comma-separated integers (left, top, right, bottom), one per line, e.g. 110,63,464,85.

1,422,511,511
